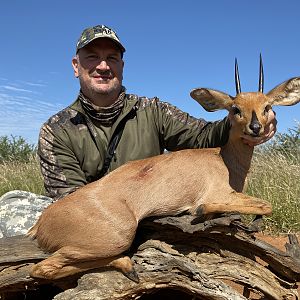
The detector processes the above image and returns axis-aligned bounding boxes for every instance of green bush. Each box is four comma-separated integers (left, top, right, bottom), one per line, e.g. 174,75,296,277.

0,135,36,163
0,135,44,196
265,124,300,161
273,124,300,150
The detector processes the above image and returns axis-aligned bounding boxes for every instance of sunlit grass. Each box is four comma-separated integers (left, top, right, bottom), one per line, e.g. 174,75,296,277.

246,150,300,234
0,155,44,196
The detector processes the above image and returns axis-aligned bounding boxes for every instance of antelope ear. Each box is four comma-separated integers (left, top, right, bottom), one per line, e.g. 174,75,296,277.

190,88,234,112
267,77,300,106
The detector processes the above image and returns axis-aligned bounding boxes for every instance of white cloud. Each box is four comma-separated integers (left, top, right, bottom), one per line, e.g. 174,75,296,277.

0,79,64,144
18,80,47,87
2,85,35,93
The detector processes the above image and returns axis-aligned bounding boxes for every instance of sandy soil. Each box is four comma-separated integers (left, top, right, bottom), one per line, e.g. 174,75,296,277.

255,232,299,251
231,232,300,299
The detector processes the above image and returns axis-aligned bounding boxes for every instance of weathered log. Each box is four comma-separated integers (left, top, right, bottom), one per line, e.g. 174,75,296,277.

0,215,299,299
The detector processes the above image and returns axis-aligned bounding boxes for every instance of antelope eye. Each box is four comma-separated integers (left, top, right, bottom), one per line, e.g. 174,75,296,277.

232,105,241,116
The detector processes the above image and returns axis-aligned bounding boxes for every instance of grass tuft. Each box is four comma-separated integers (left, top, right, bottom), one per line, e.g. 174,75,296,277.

246,149,300,234
0,155,44,196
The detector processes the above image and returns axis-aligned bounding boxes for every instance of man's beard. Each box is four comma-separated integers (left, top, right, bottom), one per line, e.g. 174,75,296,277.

79,76,122,99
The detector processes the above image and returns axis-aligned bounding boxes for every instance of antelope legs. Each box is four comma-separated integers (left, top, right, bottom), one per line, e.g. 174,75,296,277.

196,191,272,216
30,246,139,282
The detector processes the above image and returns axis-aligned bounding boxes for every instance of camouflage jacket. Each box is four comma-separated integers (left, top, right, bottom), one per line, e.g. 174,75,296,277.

38,93,230,200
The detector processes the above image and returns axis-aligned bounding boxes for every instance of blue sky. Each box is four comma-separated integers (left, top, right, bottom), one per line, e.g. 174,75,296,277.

0,0,299,144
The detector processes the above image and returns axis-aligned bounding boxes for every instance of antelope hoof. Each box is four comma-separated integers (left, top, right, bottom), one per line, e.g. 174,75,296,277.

195,205,205,216
193,205,219,224
30,262,58,280
124,267,140,283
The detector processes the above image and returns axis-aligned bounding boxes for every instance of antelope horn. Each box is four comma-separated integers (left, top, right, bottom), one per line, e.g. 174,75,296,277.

259,53,264,93
235,58,241,94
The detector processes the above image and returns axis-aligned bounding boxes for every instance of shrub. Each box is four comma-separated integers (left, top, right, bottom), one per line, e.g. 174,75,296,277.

0,135,36,163
266,124,300,162
0,135,44,196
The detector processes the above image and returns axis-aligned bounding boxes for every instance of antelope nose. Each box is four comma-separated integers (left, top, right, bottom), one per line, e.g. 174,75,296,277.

250,122,262,136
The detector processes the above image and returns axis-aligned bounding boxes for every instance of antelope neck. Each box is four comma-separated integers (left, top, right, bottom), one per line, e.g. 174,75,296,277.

220,137,254,192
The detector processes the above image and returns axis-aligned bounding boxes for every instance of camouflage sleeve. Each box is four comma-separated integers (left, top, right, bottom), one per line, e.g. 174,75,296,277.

38,123,86,201
154,100,230,150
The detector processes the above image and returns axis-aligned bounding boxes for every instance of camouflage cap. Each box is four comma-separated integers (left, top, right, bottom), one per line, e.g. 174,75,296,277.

76,25,126,53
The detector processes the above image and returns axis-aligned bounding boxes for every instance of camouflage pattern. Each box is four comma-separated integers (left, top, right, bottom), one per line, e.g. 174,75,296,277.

0,190,52,237
38,109,80,201
38,92,230,202
79,89,126,126
76,24,126,53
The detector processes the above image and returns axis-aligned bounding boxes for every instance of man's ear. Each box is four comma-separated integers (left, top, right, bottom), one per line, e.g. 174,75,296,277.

121,60,124,80
72,56,79,78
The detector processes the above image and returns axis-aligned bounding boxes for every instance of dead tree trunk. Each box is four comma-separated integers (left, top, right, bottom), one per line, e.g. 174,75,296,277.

0,214,299,299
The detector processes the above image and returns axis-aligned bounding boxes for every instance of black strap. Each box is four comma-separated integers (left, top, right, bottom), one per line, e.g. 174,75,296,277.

98,108,135,178
98,126,124,178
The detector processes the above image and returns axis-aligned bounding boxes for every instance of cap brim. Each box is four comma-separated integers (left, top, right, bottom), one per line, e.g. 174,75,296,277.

77,36,126,53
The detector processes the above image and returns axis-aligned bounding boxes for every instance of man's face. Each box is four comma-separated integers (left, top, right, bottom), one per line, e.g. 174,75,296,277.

72,38,124,105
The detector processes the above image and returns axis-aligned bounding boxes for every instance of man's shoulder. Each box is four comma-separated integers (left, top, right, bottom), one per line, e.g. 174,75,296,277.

41,103,86,133
127,93,165,110
128,93,183,114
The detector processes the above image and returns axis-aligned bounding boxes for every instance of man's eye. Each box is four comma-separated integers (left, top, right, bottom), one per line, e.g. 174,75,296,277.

86,55,98,59
108,56,118,61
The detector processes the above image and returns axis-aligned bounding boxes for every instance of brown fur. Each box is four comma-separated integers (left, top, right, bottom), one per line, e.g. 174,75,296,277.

28,77,300,280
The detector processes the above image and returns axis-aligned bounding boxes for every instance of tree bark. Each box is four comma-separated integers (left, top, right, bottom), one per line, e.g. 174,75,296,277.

0,214,299,299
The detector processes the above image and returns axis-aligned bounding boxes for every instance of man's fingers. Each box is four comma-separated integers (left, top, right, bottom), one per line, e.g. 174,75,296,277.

240,109,277,146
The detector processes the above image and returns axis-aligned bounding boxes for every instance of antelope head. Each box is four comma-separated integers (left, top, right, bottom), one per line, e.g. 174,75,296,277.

190,56,300,141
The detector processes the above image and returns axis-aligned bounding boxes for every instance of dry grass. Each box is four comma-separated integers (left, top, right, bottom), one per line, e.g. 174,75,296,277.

246,150,300,233
0,155,44,196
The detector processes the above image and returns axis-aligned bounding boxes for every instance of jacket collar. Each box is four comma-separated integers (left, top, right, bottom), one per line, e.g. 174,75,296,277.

69,91,139,119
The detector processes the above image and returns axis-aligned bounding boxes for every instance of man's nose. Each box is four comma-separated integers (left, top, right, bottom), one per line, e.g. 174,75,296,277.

97,60,109,70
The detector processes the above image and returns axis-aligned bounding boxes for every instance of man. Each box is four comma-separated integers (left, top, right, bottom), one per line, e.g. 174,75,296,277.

0,25,276,237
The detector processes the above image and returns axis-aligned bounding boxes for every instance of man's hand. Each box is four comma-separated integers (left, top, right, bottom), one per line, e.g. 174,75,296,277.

241,110,277,147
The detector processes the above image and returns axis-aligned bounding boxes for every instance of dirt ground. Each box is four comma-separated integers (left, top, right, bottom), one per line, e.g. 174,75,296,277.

232,232,300,299
255,232,299,252
260,233,300,295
